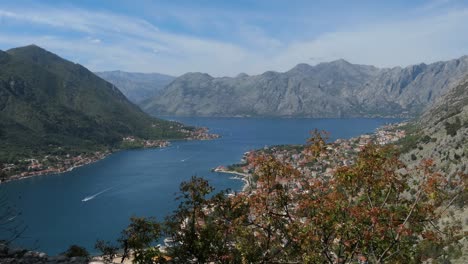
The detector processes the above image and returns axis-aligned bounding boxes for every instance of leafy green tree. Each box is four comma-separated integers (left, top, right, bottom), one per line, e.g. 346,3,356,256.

120,216,162,263
164,176,222,263
63,245,89,259
95,239,119,263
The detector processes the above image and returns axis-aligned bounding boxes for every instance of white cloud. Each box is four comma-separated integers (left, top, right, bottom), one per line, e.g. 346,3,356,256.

420,0,453,11
86,37,101,44
0,5,467,76
270,8,468,71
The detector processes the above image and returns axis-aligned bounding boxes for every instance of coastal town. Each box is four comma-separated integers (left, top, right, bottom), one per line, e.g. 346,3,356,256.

215,122,407,189
0,151,111,183
0,127,220,183
182,127,221,141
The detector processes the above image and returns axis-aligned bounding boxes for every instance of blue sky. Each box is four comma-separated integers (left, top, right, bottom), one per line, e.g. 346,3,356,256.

0,0,467,76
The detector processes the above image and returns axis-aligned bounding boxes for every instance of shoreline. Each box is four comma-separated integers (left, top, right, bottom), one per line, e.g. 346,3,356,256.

1,152,112,184
1,128,220,184
213,168,251,192
212,120,408,192
1,145,172,185
1,143,178,185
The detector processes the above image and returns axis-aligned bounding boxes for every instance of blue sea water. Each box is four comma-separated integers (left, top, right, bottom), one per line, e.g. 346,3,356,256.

0,117,401,255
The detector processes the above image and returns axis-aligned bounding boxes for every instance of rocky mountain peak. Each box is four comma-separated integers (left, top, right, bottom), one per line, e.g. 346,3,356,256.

287,63,314,75
140,55,468,118
236,73,250,78
260,70,281,78
7,44,60,61
179,72,213,81
329,58,351,65
314,59,366,75
316,58,353,69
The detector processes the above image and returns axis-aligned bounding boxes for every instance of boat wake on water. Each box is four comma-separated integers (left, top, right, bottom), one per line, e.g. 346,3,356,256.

81,187,113,202
181,156,192,162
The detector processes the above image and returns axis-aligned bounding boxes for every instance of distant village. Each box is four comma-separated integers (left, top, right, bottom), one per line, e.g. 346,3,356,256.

215,122,407,189
182,127,221,141
0,151,111,182
1,127,219,183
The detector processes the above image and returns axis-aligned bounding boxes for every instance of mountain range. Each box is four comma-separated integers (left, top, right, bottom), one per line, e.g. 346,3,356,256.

2,44,468,165
0,45,189,162
141,57,468,118
95,71,175,103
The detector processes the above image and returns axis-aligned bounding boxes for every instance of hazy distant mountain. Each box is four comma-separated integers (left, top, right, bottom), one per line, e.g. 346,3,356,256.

0,45,188,162
142,57,468,118
95,71,175,103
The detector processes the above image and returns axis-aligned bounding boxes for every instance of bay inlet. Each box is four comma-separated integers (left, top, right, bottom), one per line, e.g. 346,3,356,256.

0,117,401,255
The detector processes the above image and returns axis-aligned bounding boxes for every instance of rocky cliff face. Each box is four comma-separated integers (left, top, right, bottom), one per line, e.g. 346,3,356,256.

142,56,468,117
398,73,468,264
401,74,468,176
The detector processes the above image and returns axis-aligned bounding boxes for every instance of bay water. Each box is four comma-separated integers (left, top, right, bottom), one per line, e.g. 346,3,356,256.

0,117,401,254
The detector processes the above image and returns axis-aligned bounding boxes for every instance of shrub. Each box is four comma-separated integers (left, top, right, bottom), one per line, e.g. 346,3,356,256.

421,135,432,144
445,117,462,136
398,133,421,153
63,245,89,258
95,240,118,263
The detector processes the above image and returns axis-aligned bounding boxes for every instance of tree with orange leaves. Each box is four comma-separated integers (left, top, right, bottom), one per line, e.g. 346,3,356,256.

232,131,463,263
108,131,464,263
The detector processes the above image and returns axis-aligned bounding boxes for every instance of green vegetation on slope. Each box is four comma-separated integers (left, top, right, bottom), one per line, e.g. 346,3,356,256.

0,45,191,163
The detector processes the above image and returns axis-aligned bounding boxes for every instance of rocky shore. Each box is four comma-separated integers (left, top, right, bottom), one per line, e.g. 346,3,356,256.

0,243,88,264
